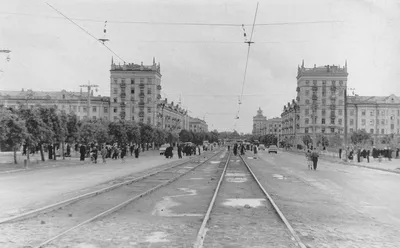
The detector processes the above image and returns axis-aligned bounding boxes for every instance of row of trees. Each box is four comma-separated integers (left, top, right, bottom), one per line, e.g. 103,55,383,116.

0,105,220,164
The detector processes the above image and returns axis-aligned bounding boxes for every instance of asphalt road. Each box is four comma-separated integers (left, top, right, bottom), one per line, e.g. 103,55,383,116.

247,150,400,248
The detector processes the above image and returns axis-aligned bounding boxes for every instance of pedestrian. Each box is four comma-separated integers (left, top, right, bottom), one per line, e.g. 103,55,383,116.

306,149,312,170
311,148,319,170
79,144,86,161
134,145,140,158
121,145,127,162
228,145,230,151
130,145,134,156
91,146,98,163
101,146,107,163
197,145,201,156
366,149,370,163
178,145,182,159
253,145,258,155
339,148,342,159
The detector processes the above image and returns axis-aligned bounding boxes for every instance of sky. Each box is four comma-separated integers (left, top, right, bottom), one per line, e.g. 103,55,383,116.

1,0,400,133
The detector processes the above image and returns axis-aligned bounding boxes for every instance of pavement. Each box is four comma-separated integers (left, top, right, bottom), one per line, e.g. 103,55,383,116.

244,150,400,248
283,148,400,174
0,151,192,219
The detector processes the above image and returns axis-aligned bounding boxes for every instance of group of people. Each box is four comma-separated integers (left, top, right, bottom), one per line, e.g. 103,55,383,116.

228,143,258,156
175,144,204,159
78,143,142,163
339,146,400,163
306,148,319,170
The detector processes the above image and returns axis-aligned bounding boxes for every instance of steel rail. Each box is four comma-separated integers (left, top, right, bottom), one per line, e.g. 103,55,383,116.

0,155,204,224
239,155,307,248
32,150,224,248
193,152,231,248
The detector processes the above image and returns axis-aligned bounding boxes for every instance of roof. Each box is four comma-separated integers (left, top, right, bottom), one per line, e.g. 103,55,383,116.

0,90,108,100
348,94,400,105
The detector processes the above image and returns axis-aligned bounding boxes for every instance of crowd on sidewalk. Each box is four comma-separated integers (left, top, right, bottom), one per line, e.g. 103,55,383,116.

338,146,400,163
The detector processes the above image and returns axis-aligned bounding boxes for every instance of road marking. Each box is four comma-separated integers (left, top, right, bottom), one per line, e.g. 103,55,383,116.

222,198,266,208
190,178,204,180
225,172,247,177
145,231,169,243
210,161,220,164
152,188,203,217
272,174,285,180
226,177,247,183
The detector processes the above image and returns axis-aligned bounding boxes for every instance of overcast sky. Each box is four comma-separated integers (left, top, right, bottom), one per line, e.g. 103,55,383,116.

1,0,400,133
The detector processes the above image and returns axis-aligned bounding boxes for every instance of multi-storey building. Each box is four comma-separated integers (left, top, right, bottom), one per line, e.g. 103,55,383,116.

347,94,400,145
265,117,282,135
296,61,348,136
189,117,208,133
0,89,110,120
158,99,189,132
252,108,267,136
281,99,299,143
110,58,162,124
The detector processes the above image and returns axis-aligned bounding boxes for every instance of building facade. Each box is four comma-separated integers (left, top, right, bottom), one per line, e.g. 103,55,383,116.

189,117,208,133
265,117,282,135
159,99,189,132
110,58,162,124
252,108,267,136
281,99,299,143
347,94,400,145
296,61,348,137
0,89,110,121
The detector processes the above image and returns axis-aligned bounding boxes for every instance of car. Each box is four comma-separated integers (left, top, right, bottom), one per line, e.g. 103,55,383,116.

258,144,266,151
268,145,278,154
159,144,170,155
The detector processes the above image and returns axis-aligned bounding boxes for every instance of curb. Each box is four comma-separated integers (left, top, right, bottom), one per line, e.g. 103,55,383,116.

282,149,400,175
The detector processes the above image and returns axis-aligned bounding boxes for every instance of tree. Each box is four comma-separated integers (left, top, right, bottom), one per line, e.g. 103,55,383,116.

79,120,109,145
329,133,342,148
261,134,277,146
302,134,312,148
108,120,128,145
139,123,154,150
316,134,329,147
179,129,193,143
350,130,371,147
0,109,27,164
126,121,141,144
66,112,79,144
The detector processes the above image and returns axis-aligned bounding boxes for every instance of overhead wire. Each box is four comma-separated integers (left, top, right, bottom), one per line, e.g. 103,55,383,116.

0,11,343,27
45,3,126,63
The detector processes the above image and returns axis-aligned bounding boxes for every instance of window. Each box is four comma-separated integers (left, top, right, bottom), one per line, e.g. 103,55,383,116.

381,110,385,116
331,128,335,133
83,107,87,113
305,99,310,104
338,109,343,115
147,117,151,124
338,119,342,125
381,119,385,125
322,118,325,124
305,80,310,85
147,88,152,94
131,88,135,94
147,107,151,113
322,91,326,97
305,90,310,96
113,87,118,94
104,107,108,113
322,128,325,133
147,97,152,103
370,129,374,134
121,79,125,84
114,108,118,113
349,128,354,133
114,79,117,84
350,110,354,116
370,119,374,125
140,118,144,122
131,78,135,85
140,78,145,83
322,80,326,85
92,106,97,112
361,119,366,125
362,110,366,116
339,100,343,105
391,124,395,129
305,128,309,133
92,116,96,120
131,107,135,113
148,78,152,83
331,118,335,124
73,106,77,111
381,129,385,134
305,109,309,115
322,109,326,115
113,98,117,103
332,80,336,86
322,99,326,105
132,116,135,121
370,111,374,116
339,80,343,86
305,118,309,124
113,116,118,121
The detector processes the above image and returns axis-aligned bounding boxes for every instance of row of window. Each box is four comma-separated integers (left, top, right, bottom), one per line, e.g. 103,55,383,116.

113,78,153,85
304,99,344,105
113,97,152,103
305,80,345,86
305,127,336,133
357,109,400,116
304,89,344,96
359,119,400,126
305,109,343,116
113,87,152,95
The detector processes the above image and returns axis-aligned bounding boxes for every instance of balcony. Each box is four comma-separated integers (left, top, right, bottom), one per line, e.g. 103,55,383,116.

139,111,144,117
139,83,145,88
120,82,126,88
296,96,300,101
157,85,162,90
312,95,318,101
120,102,126,107
312,86,318,92
139,92,145,97
120,93,126,98
157,94,161,100
330,104,336,110
296,86,300,92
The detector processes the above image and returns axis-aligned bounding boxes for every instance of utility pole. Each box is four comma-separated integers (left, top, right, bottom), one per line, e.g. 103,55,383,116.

343,87,348,161
80,81,99,119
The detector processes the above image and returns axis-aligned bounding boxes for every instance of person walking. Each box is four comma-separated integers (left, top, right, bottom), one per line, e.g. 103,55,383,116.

339,148,342,159
177,145,182,159
311,148,319,170
79,144,86,161
101,146,107,163
366,149,370,163
134,145,140,158
253,145,258,155
121,145,127,162
306,149,312,170
91,146,98,164
130,144,134,156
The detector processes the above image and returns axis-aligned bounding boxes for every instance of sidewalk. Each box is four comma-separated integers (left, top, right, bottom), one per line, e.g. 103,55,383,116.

0,150,159,174
280,148,400,174
0,152,193,219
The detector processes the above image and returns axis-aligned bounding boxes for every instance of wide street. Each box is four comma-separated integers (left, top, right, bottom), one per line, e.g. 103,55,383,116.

250,149,400,247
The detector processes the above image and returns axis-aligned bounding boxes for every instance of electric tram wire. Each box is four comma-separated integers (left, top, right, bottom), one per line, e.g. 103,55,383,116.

45,3,126,63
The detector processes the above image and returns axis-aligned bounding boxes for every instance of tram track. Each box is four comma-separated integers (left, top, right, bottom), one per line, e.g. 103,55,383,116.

194,154,307,248
0,150,222,248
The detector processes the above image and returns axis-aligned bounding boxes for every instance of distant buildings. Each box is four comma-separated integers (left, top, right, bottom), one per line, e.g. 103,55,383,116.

280,60,400,147
252,108,281,136
0,57,209,132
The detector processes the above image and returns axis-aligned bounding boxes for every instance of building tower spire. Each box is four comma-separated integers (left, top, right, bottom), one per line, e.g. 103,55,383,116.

111,56,114,65
153,57,156,65
301,59,304,68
